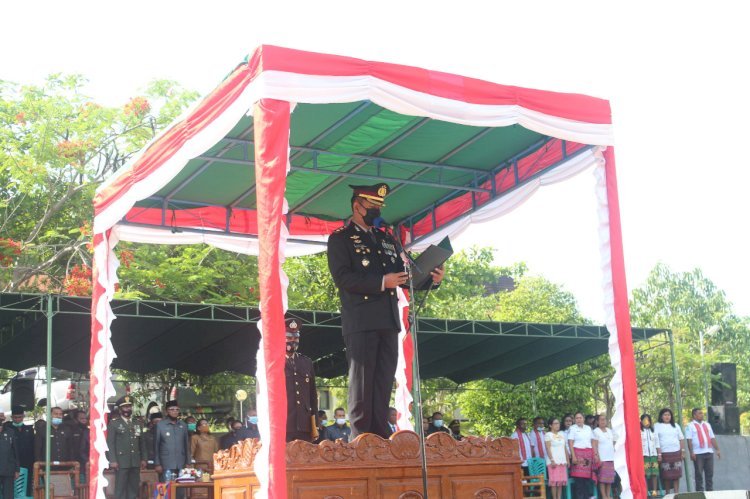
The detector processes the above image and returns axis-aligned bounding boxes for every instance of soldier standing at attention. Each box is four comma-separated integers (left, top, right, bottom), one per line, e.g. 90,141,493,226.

326,183,444,439
284,318,318,442
106,396,145,499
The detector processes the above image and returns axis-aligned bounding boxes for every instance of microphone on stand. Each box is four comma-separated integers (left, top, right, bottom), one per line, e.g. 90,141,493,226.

372,216,389,230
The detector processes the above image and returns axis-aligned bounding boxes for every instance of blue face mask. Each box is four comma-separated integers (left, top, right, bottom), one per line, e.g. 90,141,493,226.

13,422,23,427
321,419,328,426
248,416,258,425
187,423,197,432
52,418,63,426
336,418,346,426
433,419,444,428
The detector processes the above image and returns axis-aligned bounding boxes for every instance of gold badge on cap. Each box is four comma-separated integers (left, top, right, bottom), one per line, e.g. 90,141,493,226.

361,258,370,267
289,320,298,330
378,185,387,197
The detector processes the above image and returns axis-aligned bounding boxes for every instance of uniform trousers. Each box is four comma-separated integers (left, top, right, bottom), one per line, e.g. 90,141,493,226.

344,329,398,439
0,475,15,499
693,453,714,491
115,467,140,499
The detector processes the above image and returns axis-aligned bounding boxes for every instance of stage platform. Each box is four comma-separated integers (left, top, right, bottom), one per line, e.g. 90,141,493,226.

213,431,523,498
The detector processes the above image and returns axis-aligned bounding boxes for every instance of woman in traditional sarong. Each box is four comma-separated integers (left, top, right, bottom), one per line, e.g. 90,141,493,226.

593,415,616,499
568,412,594,499
654,407,686,495
641,414,661,497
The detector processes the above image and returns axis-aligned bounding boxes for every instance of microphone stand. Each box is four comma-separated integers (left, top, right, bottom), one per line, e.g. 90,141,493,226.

389,226,430,499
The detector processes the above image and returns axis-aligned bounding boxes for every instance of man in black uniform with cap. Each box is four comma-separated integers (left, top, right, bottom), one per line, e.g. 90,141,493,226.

284,318,318,442
4,406,34,494
106,396,145,499
327,183,444,439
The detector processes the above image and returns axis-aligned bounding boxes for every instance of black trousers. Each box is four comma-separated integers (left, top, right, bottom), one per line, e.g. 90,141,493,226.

573,477,592,499
0,474,14,499
115,467,140,499
344,329,398,439
693,452,714,491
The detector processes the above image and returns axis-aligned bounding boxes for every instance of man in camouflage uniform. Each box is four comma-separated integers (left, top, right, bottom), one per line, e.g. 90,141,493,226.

106,396,145,499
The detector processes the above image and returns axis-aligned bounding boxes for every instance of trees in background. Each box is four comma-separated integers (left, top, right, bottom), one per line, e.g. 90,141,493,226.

4,74,750,434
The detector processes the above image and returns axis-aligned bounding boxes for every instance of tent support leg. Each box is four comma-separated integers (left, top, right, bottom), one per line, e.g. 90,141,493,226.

669,330,690,492
45,294,53,499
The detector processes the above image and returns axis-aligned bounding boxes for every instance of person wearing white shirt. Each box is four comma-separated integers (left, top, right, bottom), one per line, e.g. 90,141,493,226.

684,408,721,492
510,418,535,473
567,412,594,499
544,418,569,499
531,416,548,460
640,414,661,497
593,416,616,499
654,408,686,495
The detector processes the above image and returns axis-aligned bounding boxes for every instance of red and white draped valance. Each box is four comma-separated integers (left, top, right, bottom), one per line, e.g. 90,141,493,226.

90,45,645,499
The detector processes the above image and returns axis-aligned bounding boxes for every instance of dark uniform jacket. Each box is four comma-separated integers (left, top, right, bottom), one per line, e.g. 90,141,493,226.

0,426,20,476
34,423,72,462
106,417,143,468
67,421,87,465
3,422,34,469
285,354,317,437
140,427,157,464
325,424,352,443
153,419,189,470
327,222,436,334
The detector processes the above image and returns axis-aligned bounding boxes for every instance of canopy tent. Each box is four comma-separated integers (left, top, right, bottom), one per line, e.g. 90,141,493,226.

91,45,643,498
0,292,667,385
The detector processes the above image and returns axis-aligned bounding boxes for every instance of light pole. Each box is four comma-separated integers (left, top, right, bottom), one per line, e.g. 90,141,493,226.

699,325,721,411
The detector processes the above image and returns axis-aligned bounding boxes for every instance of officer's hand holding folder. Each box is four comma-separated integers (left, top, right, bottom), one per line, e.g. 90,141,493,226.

408,236,453,288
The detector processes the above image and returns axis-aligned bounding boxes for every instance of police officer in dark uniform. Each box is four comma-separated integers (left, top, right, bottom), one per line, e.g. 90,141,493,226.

284,318,318,442
35,406,73,462
0,419,20,499
140,412,162,469
4,406,34,494
106,396,145,499
327,183,444,439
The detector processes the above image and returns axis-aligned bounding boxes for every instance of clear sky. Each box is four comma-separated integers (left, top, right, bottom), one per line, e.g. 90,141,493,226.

2,1,748,323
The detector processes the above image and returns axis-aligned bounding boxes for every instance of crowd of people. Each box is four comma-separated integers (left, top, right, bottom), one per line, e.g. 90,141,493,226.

0,398,723,499
505,406,721,499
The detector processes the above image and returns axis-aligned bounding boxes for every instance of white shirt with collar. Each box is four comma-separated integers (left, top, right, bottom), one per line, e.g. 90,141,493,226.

684,420,715,455
567,424,593,449
654,422,684,452
510,430,534,466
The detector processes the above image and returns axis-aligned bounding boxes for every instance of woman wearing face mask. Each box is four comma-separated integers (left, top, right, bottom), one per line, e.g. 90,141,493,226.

190,418,218,470
185,415,197,436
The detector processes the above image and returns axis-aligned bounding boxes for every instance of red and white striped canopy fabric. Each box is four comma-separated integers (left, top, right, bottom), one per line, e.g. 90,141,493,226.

90,45,645,499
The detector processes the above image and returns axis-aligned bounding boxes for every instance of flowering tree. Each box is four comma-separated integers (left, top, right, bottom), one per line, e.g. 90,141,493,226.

0,75,198,292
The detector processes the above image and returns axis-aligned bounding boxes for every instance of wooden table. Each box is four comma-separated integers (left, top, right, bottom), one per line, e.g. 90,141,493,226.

170,480,214,498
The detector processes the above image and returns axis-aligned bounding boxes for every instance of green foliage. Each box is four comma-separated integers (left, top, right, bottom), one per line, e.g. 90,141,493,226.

0,74,198,292
630,263,750,424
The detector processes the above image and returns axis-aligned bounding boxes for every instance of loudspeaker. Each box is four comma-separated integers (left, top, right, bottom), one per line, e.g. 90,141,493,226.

711,362,737,405
10,378,35,410
709,405,740,435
